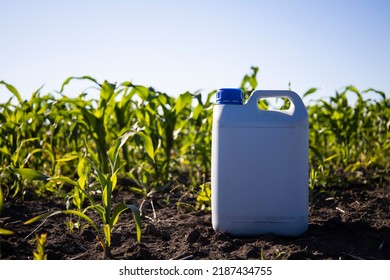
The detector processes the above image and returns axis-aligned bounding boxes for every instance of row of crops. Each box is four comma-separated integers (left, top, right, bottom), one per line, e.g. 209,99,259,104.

1,68,389,256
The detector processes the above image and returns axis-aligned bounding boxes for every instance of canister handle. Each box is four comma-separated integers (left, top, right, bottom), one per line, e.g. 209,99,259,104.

246,90,307,116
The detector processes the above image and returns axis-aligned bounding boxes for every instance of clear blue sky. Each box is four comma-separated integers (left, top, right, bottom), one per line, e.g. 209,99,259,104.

1,0,389,103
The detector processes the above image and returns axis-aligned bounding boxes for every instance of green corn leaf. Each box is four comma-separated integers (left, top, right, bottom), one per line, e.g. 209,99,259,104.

324,154,339,162
120,81,134,87
62,210,99,232
12,137,39,166
137,131,155,160
56,155,79,162
0,228,14,235
96,80,116,119
303,87,318,98
0,146,11,157
95,170,107,191
111,171,118,192
174,92,192,115
76,157,86,177
43,145,56,169
309,146,324,162
103,224,111,248
0,81,23,104
110,203,142,242
346,85,363,102
109,203,127,228
100,80,116,101
31,84,45,100
24,210,63,225
135,85,150,101
157,93,169,107
102,184,109,208
59,76,100,93
108,130,136,170
14,168,49,181
109,203,142,242
319,100,333,114
205,90,217,106
205,183,211,197
79,107,99,134
127,172,142,187
197,182,211,205
345,162,361,172
192,103,203,120
86,204,106,224
363,88,386,99
192,91,202,103
49,176,79,187
249,67,259,89
127,204,142,243
331,111,343,120
129,187,145,196
77,158,88,190
347,85,360,95
0,112,6,123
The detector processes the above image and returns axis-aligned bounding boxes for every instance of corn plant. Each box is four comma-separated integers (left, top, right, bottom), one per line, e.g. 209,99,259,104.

305,86,389,188
33,233,47,260
53,154,91,230
196,182,211,211
20,129,152,257
111,82,138,172
241,66,259,101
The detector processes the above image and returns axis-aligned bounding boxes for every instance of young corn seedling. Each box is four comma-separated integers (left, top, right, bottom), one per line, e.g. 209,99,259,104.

196,182,211,211
21,129,154,257
55,154,90,230
33,233,47,260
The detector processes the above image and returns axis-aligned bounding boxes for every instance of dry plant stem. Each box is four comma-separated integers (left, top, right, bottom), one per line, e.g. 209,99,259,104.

151,200,156,220
143,199,157,222
24,220,46,240
139,199,146,216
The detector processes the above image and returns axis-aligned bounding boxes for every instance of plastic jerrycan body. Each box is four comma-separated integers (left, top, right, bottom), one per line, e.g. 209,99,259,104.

211,89,309,236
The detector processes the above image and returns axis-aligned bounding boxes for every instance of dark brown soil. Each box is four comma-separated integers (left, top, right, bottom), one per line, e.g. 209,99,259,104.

1,186,389,260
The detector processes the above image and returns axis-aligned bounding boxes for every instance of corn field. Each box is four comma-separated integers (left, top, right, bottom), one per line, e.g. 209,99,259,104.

0,68,389,258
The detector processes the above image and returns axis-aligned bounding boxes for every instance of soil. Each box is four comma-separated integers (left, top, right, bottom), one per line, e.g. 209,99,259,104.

1,185,389,260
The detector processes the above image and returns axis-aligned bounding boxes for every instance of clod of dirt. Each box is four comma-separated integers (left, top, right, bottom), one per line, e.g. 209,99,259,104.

145,224,161,237
218,241,235,253
186,229,201,243
214,231,232,242
245,245,261,258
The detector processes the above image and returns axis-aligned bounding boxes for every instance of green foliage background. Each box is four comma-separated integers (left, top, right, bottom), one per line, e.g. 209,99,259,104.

0,68,389,203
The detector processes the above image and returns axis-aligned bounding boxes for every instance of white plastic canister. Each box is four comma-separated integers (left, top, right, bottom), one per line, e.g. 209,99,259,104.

211,89,309,236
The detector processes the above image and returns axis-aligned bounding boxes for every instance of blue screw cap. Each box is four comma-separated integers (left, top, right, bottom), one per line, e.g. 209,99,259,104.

216,88,243,105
